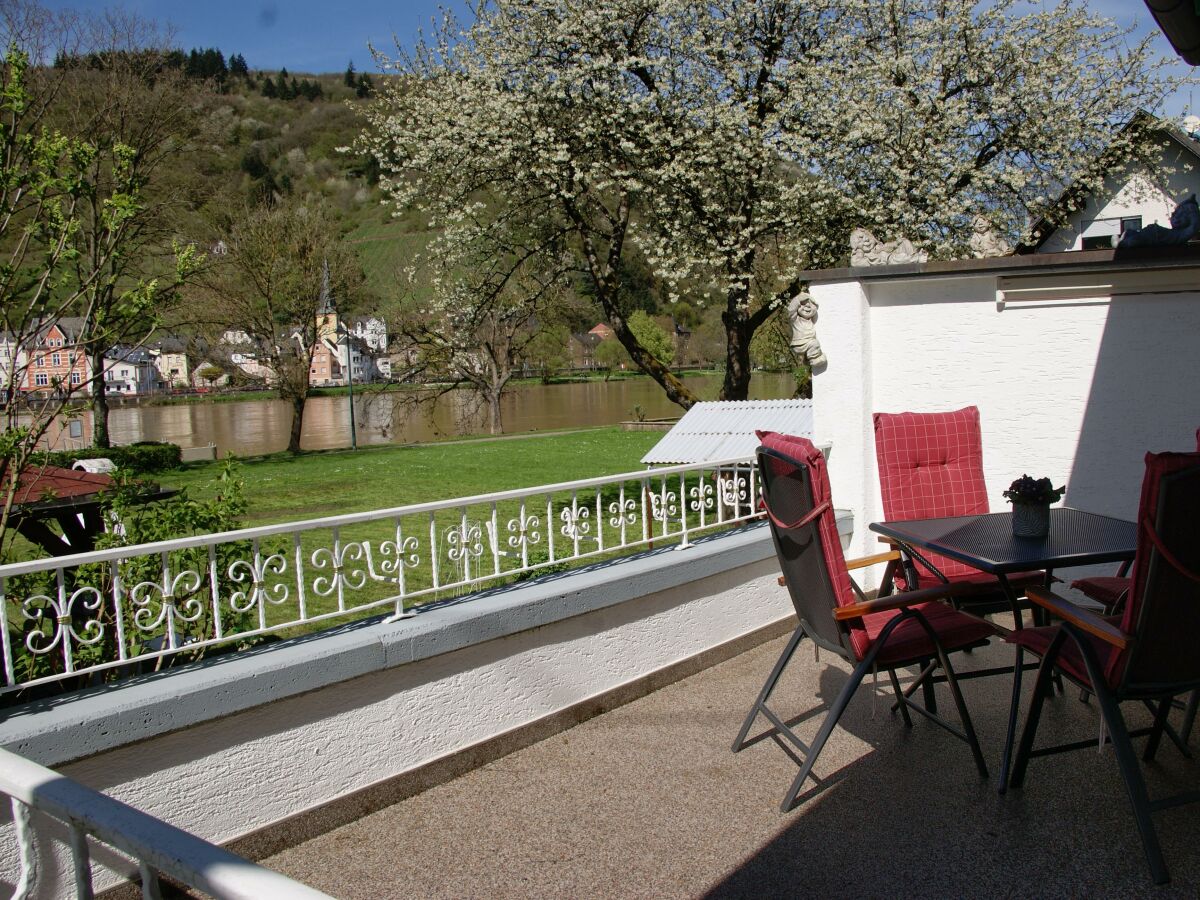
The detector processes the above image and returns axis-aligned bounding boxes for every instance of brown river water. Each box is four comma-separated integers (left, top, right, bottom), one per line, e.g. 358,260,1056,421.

51,373,795,457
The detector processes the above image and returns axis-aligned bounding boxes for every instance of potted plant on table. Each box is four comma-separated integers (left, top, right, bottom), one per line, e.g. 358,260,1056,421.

1003,475,1066,539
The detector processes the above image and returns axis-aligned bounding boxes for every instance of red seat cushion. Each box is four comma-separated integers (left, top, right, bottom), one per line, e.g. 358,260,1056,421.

1070,576,1130,611
851,601,995,666
1005,623,1117,688
911,568,1044,594
874,407,992,585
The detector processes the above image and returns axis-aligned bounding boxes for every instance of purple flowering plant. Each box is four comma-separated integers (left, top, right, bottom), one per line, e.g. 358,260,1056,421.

1003,474,1066,506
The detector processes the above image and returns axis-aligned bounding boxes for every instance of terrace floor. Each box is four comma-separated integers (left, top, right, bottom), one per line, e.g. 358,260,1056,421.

263,627,1200,898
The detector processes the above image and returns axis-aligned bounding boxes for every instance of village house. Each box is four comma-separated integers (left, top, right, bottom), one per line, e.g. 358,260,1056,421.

17,317,90,395
102,346,165,396
146,336,191,390
1018,115,1200,253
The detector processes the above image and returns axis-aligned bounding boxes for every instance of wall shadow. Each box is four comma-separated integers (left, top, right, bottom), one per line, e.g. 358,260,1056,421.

1066,294,1200,521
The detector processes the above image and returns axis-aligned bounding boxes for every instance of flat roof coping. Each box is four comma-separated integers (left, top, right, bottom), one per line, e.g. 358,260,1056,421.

797,243,1200,284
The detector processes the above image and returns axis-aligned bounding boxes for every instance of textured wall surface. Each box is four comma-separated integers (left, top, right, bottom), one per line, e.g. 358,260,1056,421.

0,528,787,897
811,270,1200,577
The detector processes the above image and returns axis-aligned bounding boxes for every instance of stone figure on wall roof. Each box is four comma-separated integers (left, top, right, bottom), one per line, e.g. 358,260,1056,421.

968,215,1012,258
849,228,929,266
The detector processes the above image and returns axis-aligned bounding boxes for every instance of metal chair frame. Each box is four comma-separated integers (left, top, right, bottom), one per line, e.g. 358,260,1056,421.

1005,461,1200,885
733,446,991,812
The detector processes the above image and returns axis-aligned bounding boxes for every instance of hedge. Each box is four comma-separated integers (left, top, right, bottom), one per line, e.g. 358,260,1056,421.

33,441,182,474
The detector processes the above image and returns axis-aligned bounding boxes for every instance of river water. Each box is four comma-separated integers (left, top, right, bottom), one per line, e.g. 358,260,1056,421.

68,373,795,457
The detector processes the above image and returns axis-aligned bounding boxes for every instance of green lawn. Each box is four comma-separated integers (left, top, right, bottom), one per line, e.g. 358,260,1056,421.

161,426,663,526
5,427,728,688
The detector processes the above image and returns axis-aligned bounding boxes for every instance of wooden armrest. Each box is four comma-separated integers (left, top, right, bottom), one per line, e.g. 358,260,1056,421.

846,550,901,571
1025,586,1131,649
778,550,900,587
833,580,984,621
877,536,900,547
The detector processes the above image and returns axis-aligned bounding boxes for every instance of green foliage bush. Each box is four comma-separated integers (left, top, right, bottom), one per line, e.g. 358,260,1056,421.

33,441,182,474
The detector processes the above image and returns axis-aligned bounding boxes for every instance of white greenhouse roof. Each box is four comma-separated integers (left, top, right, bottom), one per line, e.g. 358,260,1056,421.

641,399,814,465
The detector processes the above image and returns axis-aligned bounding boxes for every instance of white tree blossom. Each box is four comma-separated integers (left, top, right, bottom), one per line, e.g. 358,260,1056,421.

360,0,1181,406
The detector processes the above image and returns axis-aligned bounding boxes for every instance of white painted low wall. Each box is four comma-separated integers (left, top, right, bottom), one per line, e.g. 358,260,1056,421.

810,259,1200,585
0,525,787,898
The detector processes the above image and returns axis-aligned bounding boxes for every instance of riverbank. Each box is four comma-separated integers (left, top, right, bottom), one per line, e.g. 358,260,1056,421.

141,367,728,407
162,426,663,526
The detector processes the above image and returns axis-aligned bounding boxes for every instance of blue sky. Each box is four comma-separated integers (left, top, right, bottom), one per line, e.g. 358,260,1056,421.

38,1,1196,113
40,0,470,74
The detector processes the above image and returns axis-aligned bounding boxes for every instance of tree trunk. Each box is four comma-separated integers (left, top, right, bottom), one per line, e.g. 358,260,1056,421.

288,393,306,453
488,392,502,435
719,310,753,402
607,308,698,409
90,345,111,449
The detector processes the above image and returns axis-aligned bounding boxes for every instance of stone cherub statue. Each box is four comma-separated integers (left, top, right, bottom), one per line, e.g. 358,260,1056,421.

849,228,929,266
968,215,1012,258
1117,193,1200,248
787,291,827,367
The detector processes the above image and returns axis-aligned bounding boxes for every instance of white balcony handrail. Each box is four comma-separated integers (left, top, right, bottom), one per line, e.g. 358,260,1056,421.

0,458,762,693
0,746,331,899
0,457,753,578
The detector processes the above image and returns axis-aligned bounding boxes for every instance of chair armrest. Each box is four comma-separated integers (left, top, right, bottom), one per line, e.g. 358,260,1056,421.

1025,586,1132,649
778,549,900,586
846,550,901,571
833,581,982,621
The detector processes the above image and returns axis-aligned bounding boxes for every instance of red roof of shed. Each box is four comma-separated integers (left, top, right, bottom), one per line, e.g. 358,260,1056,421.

7,466,114,506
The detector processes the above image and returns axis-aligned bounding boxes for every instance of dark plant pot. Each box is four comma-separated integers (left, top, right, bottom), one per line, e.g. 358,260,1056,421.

1011,502,1050,538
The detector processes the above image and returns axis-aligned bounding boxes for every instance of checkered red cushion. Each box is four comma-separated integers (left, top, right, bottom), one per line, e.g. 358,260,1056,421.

757,430,994,664
1006,623,1112,688
874,406,990,584
861,601,994,667
1070,575,1130,611
757,430,857,613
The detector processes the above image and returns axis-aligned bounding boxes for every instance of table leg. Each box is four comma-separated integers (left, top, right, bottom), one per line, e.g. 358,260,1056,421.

999,646,1024,795
996,572,1024,794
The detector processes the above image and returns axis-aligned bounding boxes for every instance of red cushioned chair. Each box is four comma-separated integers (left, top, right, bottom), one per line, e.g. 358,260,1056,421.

1071,428,1200,615
1004,450,1200,885
873,406,1044,611
732,431,995,812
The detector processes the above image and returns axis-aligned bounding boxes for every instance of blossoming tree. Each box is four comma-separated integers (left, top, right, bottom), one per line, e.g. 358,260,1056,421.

360,0,1179,407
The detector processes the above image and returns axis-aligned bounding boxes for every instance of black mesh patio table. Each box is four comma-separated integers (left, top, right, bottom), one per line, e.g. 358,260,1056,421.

870,507,1136,577
869,507,1136,792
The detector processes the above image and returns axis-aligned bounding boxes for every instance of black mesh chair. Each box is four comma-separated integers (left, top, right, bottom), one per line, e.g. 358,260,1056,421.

1005,450,1200,884
732,432,997,812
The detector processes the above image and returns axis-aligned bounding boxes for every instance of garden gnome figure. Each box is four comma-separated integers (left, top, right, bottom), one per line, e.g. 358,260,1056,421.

787,291,827,367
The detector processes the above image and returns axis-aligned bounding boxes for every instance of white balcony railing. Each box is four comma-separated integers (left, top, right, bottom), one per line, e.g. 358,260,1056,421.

1,459,760,694
1,746,331,899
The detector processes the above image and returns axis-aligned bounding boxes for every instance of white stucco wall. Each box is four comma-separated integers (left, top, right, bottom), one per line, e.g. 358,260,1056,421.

811,266,1200,577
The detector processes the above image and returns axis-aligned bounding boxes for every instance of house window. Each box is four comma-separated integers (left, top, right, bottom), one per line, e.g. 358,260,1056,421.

51,352,61,367
36,356,44,367
70,371,80,385
1120,216,1143,235
1081,234,1114,250
34,372,48,386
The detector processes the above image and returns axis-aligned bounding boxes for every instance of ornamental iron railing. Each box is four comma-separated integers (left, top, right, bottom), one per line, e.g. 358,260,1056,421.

1,459,759,694
1,746,330,899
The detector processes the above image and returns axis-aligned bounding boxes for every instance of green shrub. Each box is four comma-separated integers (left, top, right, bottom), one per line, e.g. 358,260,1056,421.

32,441,182,474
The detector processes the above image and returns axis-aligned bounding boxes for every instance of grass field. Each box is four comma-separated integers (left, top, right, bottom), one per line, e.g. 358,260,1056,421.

5,427,682,688
160,426,663,526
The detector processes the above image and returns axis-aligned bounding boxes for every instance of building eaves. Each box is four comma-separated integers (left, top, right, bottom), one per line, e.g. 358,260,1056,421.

795,242,1200,285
